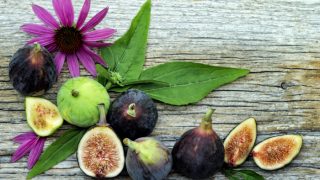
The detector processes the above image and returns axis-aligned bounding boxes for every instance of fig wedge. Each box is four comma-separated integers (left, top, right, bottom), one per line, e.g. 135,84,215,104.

252,134,303,170
224,118,257,167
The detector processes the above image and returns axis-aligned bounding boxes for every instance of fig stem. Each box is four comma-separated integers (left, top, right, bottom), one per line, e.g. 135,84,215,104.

123,138,139,150
97,104,107,126
200,108,215,131
71,89,79,97
127,103,136,118
33,43,42,53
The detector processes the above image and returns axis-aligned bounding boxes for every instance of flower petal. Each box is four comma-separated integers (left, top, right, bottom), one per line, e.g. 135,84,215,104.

13,132,37,144
77,49,97,76
11,138,37,162
45,43,58,52
67,54,80,77
32,4,59,29
54,52,66,74
52,0,67,26
81,7,109,32
62,0,74,27
27,35,55,47
21,24,54,35
82,46,107,67
76,0,91,29
84,41,112,48
83,28,116,42
28,137,46,169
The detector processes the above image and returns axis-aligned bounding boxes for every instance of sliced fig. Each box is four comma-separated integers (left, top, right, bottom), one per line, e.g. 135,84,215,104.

25,97,63,137
224,118,257,167
108,89,158,140
172,109,224,179
252,135,303,170
123,137,172,180
77,104,124,178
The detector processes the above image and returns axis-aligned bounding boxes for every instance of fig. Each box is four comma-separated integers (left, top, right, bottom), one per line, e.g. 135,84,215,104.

252,134,303,170
57,77,110,127
224,118,257,167
77,104,125,178
123,137,172,180
25,97,63,137
172,109,224,179
107,89,158,140
9,44,57,96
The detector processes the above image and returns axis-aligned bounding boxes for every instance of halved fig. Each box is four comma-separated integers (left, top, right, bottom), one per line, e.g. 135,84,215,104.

77,104,125,178
224,118,257,167
25,97,63,137
252,135,303,170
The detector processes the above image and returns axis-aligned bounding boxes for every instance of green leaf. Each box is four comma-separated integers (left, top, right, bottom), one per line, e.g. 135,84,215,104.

130,62,249,105
224,169,264,180
27,128,86,179
100,0,151,81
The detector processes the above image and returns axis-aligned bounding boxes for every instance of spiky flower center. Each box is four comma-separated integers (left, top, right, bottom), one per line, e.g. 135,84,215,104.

54,27,83,54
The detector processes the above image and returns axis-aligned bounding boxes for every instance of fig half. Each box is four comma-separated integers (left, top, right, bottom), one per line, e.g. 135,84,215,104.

252,134,303,170
77,104,124,178
123,137,172,180
108,89,158,140
224,118,257,167
172,109,224,179
25,97,63,137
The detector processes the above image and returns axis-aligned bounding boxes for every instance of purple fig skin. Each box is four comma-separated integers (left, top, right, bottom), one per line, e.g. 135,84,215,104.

108,89,158,140
125,138,172,180
172,109,224,179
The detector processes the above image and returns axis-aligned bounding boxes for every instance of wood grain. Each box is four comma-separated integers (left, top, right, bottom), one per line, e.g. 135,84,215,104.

0,0,320,179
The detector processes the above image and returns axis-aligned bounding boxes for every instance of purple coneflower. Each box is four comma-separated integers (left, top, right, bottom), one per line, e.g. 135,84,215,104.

21,0,116,77
11,132,46,169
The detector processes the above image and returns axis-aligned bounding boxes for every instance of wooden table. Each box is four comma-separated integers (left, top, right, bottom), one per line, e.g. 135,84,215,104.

0,0,319,179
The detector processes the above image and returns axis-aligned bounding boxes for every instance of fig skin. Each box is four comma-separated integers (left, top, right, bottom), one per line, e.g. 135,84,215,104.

9,44,57,96
108,89,158,140
172,109,224,179
124,137,172,180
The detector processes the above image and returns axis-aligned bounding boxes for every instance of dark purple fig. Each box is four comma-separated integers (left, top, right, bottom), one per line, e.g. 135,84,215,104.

108,89,158,140
172,109,224,179
9,44,57,96
123,137,172,180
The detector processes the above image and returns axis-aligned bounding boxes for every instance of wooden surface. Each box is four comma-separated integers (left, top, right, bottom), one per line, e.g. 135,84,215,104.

0,0,320,179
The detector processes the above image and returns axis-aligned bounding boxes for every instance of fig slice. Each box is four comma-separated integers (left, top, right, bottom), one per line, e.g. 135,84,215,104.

25,97,63,137
224,118,257,167
252,134,303,170
77,104,125,178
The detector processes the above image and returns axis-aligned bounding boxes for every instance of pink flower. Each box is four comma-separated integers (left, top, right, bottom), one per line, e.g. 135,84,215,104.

21,0,116,77
11,132,46,169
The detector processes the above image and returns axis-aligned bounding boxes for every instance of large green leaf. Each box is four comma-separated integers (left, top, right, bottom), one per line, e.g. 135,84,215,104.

27,128,86,179
131,62,249,105
100,0,151,81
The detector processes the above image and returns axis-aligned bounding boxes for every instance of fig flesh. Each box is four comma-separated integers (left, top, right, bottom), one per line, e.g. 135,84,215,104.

172,109,224,179
252,134,302,170
224,118,257,167
25,97,63,137
57,77,110,127
108,89,158,140
123,137,172,180
9,44,57,96
77,104,125,178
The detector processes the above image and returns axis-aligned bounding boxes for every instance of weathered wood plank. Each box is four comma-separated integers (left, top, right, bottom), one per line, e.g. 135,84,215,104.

0,0,320,179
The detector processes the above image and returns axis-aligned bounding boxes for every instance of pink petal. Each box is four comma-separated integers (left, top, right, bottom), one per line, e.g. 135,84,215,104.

83,28,116,42
11,138,37,162
62,0,74,27
67,54,80,77
81,7,109,32
76,0,91,29
77,49,97,76
28,137,46,169
13,132,37,144
84,41,112,48
21,24,54,35
82,46,107,67
32,4,59,29
52,0,67,26
27,35,55,47
45,43,58,52
54,52,66,74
